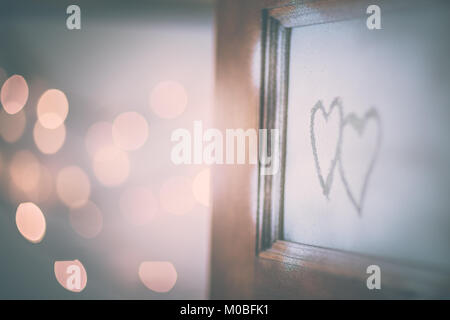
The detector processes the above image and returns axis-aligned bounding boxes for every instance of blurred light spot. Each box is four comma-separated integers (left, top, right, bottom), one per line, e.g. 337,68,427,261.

10,150,41,192
28,164,53,204
9,164,54,206
192,168,210,207
149,81,187,119
138,261,177,293
54,260,87,292
120,187,157,226
159,176,195,215
37,89,68,129
112,112,149,151
0,109,26,143
69,201,103,239
93,145,129,187
33,121,66,154
251,42,262,88
85,121,113,157
15,202,46,243
0,74,29,115
56,166,90,208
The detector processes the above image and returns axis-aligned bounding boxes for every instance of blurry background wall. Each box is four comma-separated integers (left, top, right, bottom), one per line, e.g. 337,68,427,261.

0,0,214,299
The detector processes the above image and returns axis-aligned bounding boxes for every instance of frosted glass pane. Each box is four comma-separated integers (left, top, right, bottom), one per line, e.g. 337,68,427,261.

283,4,450,269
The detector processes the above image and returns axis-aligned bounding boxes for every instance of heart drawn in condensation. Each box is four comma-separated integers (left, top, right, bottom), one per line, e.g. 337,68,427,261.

338,108,381,215
310,97,344,198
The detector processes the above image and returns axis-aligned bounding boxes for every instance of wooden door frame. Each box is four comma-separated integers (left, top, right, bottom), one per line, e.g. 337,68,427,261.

211,0,450,299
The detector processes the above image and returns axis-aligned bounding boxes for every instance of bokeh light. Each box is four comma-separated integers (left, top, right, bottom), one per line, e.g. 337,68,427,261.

0,74,29,115
37,89,69,129
9,150,41,193
56,166,91,208
54,260,87,292
138,261,177,293
93,145,130,187
15,202,46,243
112,112,149,151
149,81,187,119
0,109,26,143
33,121,66,154
9,164,54,206
119,186,158,226
85,121,114,157
192,168,210,207
69,201,103,239
159,176,195,215
0,0,215,300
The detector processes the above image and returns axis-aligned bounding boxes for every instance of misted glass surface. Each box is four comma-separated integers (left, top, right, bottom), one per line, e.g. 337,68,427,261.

283,3,450,269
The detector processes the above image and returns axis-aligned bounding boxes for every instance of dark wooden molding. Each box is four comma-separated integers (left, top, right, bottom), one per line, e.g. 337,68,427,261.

259,240,450,298
257,10,290,253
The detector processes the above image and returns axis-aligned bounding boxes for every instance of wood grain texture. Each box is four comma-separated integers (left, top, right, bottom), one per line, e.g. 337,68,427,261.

210,0,262,299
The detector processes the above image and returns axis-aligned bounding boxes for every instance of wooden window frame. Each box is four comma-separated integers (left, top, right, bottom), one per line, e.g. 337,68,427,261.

256,0,450,298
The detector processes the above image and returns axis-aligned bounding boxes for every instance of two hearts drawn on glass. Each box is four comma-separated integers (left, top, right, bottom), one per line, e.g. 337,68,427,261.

310,97,381,215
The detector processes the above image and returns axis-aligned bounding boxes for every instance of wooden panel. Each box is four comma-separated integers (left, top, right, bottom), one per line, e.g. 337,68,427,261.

212,0,450,299
211,0,261,299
